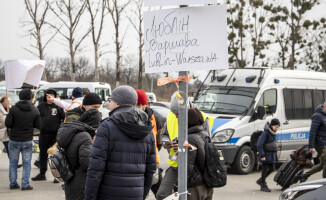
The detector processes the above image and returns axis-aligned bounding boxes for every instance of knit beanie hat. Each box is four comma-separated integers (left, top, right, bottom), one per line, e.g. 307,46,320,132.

270,118,280,127
19,89,33,100
72,87,83,98
136,90,148,105
111,86,137,106
170,91,190,114
83,93,102,106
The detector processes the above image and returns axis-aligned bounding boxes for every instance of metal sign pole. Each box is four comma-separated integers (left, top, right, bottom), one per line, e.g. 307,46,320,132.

178,71,188,200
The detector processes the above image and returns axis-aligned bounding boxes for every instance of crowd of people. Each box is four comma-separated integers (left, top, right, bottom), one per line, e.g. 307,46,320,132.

0,84,325,199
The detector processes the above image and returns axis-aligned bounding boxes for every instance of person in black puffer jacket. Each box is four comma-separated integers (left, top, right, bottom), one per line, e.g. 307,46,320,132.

85,86,156,200
257,118,280,192
5,89,41,190
187,108,213,200
57,109,101,200
32,89,65,182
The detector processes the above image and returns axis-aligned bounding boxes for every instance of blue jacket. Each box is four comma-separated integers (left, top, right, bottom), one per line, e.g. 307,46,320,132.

85,106,156,200
309,105,326,148
258,123,277,164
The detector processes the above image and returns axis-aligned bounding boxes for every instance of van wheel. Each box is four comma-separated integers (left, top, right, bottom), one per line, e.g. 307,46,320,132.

232,146,255,174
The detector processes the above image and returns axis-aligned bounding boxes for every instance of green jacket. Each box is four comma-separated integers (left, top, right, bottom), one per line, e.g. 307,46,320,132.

65,106,85,122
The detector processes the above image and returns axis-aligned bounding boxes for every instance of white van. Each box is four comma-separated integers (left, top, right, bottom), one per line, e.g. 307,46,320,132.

36,81,111,102
194,68,326,174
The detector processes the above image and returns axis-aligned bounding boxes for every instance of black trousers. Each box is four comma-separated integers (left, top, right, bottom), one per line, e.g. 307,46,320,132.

261,163,275,184
3,141,9,158
39,134,57,175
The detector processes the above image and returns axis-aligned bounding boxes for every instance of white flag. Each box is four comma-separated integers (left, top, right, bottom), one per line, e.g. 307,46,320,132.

4,60,45,89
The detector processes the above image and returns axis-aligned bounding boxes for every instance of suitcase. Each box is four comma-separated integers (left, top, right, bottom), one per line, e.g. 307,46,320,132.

274,159,304,189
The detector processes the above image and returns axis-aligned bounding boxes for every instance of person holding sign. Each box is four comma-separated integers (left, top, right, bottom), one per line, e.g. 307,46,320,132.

5,89,41,190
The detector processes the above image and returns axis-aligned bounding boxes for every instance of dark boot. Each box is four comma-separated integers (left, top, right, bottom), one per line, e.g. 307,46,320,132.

34,160,40,168
256,178,262,186
260,183,271,192
22,186,33,190
53,178,59,183
31,174,46,181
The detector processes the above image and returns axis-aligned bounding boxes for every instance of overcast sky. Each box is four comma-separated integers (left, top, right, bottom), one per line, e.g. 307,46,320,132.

1,0,326,79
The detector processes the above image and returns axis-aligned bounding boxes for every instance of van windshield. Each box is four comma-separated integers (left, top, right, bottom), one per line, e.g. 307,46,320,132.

194,86,258,115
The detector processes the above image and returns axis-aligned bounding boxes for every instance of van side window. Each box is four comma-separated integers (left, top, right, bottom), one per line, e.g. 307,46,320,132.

283,89,321,120
257,89,277,114
95,88,105,101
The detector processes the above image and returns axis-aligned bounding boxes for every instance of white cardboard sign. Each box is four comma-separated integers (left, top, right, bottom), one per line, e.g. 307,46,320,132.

144,5,228,73
144,0,217,7
4,60,45,89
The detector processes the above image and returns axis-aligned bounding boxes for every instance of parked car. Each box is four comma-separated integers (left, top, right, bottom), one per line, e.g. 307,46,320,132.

146,92,157,102
0,91,19,105
151,105,170,125
280,179,326,200
152,101,170,109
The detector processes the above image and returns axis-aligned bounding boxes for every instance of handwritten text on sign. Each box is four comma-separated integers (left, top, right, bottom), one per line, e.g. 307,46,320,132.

144,0,217,7
144,6,228,73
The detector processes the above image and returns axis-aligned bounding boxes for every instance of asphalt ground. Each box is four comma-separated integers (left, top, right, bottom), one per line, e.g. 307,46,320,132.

0,143,322,200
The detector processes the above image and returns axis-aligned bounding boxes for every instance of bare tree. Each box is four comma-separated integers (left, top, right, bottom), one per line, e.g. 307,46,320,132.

47,0,90,81
127,0,144,89
23,0,57,81
86,0,107,82
121,54,137,84
107,0,132,87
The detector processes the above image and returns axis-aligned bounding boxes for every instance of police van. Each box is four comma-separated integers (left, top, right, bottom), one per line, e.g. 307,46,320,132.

194,68,326,174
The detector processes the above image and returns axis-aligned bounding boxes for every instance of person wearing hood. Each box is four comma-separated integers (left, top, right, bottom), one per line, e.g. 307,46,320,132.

300,103,326,182
256,118,280,192
85,86,156,200
64,92,102,122
48,87,84,111
5,89,41,190
57,108,101,200
32,89,65,182
187,108,213,200
156,92,213,200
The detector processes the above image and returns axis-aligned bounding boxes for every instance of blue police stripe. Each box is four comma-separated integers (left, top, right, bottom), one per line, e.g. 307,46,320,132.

211,119,232,133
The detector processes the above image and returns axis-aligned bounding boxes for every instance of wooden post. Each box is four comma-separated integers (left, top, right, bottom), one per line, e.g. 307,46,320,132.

32,87,39,103
5,89,9,112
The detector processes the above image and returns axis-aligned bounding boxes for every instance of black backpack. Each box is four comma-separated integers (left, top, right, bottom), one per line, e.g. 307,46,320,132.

250,130,269,152
200,134,227,188
48,145,74,183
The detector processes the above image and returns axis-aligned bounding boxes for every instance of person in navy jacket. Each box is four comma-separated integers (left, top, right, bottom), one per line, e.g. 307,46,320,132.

257,118,280,192
85,86,156,200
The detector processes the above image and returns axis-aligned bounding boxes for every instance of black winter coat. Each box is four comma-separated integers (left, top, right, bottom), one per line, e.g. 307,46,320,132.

309,105,326,148
187,125,207,188
85,106,156,200
5,100,41,142
38,102,65,135
258,123,277,164
57,121,95,200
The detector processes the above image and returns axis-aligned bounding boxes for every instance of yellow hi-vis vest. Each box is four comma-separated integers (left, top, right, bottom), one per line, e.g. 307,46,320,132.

166,111,214,167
